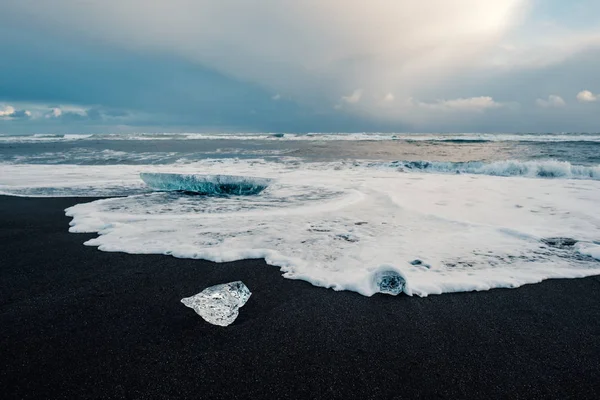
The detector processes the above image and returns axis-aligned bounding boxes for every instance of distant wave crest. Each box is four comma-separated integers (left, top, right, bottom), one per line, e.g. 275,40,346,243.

2,132,600,143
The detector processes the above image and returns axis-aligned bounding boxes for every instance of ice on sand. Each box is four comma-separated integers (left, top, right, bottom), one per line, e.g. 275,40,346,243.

181,281,252,326
374,270,406,295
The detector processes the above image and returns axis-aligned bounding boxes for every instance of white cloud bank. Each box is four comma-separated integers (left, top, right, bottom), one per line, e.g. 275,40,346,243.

577,90,598,102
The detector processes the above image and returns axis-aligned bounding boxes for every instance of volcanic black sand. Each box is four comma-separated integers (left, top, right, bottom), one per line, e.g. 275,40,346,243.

1,195,599,399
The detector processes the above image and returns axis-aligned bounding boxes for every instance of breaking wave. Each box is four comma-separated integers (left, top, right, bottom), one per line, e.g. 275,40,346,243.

376,160,600,180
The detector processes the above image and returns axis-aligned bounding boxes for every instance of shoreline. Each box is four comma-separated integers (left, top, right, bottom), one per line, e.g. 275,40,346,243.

1,195,599,399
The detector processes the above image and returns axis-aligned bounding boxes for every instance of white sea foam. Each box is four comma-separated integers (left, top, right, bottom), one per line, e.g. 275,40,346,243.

3,158,599,198
0,164,149,197
8,148,183,165
2,159,584,297
2,160,599,296
575,243,600,260
0,134,94,143
1,147,295,165
3,147,599,181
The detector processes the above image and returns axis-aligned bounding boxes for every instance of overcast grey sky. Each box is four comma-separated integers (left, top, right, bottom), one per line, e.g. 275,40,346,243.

1,0,599,133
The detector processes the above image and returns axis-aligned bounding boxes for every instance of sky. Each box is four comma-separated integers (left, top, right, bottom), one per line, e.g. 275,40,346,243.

1,0,599,133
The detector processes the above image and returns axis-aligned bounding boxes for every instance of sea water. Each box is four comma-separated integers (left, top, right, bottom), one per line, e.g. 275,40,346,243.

1,132,599,296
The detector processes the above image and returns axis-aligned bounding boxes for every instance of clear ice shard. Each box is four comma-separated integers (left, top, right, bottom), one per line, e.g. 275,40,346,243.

140,173,271,196
374,270,406,295
181,281,252,327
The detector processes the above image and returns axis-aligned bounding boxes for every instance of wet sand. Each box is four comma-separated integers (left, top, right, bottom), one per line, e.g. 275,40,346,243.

1,195,599,399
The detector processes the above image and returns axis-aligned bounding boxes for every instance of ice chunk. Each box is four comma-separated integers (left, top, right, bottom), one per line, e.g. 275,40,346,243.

374,270,406,295
181,281,252,327
141,173,271,195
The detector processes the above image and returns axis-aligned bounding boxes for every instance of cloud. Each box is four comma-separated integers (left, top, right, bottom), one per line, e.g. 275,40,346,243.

10,109,32,119
383,93,395,102
1,1,600,133
0,105,16,117
46,108,63,118
411,96,503,112
45,106,88,121
341,89,363,104
577,90,598,102
492,32,600,70
40,105,133,121
6,0,527,118
0,104,32,120
0,102,133,125
334,89,363,110
536,95,566,108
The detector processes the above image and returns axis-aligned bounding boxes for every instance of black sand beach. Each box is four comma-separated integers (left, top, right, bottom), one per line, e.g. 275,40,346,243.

1,195,599,399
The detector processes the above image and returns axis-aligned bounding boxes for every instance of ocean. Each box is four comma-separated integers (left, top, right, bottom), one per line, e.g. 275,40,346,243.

1,132,599,296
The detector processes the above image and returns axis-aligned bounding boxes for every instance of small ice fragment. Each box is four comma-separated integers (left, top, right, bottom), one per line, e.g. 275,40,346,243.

181,281,251,327
374,270,406,295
